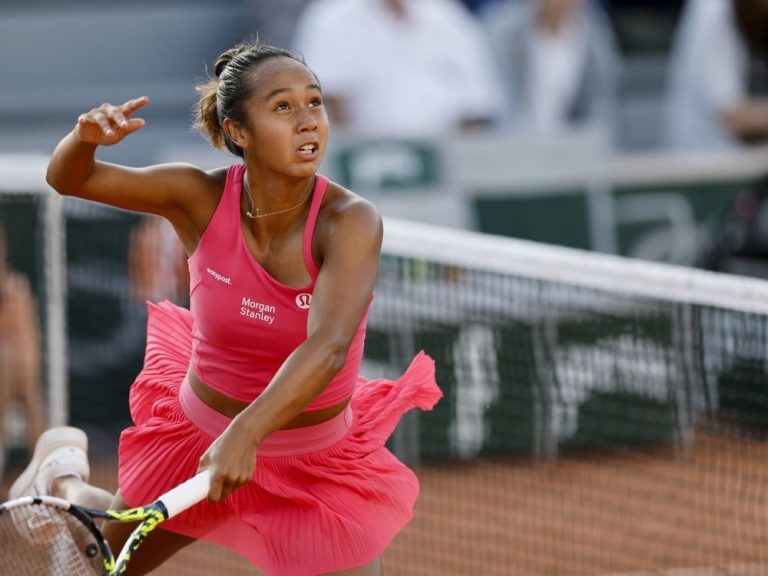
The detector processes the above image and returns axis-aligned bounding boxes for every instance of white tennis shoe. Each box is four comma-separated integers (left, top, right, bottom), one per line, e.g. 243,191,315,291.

8,426,90,499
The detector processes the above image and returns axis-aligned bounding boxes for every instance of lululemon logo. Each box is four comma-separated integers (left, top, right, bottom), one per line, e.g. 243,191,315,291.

295,293,312,309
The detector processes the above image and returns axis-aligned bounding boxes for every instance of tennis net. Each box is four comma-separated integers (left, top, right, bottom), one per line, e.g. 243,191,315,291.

373,218,768,576
5,153,768,575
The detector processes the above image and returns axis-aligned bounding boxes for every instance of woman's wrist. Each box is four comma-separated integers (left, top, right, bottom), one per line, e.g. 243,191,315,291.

71,125,99,149
231,411,265,448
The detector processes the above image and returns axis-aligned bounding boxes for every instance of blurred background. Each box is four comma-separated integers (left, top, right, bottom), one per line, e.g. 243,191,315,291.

3,0,767,258
3,0,768,574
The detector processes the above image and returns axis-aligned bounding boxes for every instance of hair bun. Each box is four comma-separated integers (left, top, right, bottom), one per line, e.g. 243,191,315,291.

213,53,234,78
213,44,250,78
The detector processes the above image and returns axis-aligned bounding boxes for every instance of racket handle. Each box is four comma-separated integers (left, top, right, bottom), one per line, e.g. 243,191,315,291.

159,469,211,519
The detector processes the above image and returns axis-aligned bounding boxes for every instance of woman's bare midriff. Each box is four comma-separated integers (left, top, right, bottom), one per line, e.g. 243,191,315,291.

187,368,350,428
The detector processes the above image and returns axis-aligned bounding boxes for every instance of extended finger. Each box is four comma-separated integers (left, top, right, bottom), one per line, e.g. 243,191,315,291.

122,117,146,134
107,108,128,130
120,96,149,117
100,104,130,130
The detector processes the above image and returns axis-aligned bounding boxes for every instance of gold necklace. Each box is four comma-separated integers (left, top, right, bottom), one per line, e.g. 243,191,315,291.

243,176,314,219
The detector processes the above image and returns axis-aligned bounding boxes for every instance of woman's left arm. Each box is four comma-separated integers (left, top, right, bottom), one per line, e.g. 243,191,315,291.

201,195,383,502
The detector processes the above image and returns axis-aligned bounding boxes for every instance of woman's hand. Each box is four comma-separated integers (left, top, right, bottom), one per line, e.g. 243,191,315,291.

197,418,258,503
75,96,148,146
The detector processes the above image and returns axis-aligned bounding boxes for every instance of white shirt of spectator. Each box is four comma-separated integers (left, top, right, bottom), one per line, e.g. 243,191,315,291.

292,0,503,136
526,18,588,133
663,0,747,151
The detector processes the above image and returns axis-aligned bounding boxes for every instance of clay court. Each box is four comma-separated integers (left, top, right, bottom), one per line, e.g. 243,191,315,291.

391,431,768,575
6,427,767,576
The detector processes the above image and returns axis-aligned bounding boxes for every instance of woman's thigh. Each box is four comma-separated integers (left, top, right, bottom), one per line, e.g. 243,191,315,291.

101,490,197,576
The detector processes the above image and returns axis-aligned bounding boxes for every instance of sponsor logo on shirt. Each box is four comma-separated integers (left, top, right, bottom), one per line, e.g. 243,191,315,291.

240,296,276,325
206,267,232,285
295,293,312,309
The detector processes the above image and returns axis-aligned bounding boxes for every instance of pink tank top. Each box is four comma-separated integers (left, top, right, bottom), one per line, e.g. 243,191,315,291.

187,164,368,409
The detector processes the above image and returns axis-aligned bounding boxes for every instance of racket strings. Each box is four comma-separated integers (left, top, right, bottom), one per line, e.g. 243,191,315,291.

0,502,105,575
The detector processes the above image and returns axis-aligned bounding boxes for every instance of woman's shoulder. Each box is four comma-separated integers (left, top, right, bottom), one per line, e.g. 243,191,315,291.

321,180,381,224
316,180,382,244
190,164,230,186
206,164,235,189
155,164,230,239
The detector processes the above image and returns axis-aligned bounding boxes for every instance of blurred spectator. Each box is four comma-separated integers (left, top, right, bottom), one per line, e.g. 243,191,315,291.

699,173,768,277
292,0,503,137
478,0,622,137
0,226,44,475
247,0,314,49
460,0,503,12
663,0,768,151
128,215,189,305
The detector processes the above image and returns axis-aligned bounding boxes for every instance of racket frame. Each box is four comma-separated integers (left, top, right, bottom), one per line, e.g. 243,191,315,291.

0,470,211,575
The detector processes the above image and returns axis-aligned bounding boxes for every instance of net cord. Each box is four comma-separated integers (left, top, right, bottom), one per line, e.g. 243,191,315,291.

382,217,768,316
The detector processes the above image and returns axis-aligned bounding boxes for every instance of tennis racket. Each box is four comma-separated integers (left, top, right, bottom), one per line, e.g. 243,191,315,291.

0,469,211,575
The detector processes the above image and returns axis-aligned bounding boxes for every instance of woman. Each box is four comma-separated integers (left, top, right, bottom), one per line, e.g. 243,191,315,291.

9,41,441,576
479,0,620,137
0,226,45,479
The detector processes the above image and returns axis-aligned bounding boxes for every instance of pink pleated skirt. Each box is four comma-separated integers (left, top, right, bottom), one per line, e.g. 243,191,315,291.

117,301,442,576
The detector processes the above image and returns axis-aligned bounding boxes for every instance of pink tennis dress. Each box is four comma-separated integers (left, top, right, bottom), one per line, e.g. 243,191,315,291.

117,164,442,576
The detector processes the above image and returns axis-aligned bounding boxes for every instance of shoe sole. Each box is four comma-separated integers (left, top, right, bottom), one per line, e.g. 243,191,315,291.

8,426,88,500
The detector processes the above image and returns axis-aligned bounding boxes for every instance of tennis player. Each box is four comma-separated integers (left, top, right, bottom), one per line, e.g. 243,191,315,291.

9,40,441,575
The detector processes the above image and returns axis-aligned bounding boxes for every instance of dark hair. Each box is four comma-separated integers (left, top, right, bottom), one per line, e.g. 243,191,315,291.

734,0,768,59
193,40,311,157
